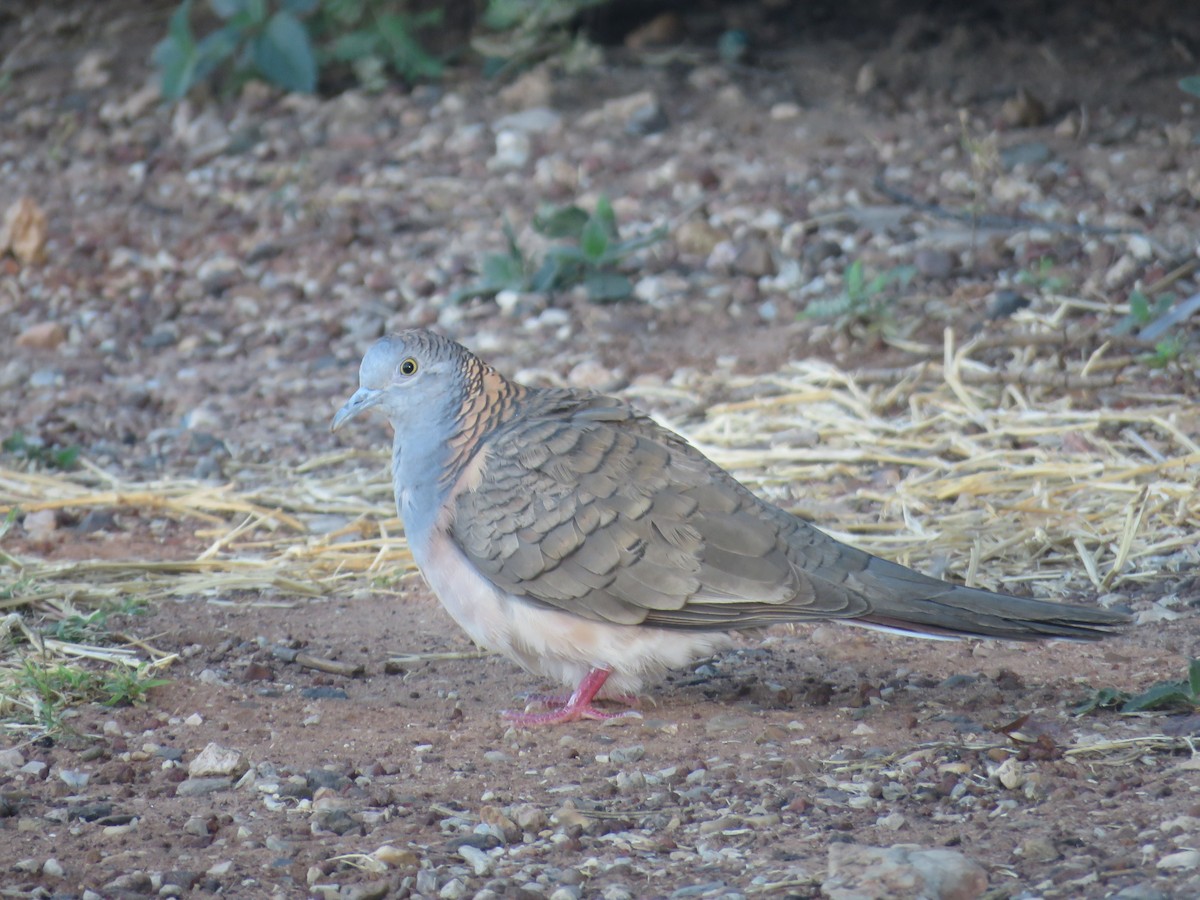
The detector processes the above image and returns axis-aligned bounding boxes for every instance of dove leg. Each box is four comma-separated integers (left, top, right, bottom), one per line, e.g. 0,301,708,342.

504,667,639,726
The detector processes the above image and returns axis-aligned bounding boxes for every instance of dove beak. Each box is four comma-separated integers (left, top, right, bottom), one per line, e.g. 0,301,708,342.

331,387,382,432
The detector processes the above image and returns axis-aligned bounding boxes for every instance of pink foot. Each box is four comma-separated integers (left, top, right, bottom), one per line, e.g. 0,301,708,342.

503,668,642,727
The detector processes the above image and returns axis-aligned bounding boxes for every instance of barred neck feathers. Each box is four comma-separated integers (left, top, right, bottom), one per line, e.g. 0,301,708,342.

439,353,528,492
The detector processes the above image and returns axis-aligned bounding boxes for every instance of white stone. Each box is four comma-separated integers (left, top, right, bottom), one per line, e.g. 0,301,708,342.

1158,849,1200,870
188,742,248,778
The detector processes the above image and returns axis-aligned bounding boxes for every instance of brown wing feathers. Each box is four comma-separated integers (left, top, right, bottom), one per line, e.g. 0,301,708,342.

449,386,1126,640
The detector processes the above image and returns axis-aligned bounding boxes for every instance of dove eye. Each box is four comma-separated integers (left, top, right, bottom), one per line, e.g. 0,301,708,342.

399,358,419,377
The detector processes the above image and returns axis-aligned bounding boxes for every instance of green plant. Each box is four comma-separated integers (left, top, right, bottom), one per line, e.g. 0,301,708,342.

155,0,319,98
801,260,916,326
102,664,172,708
1114,290,1186,368
455,196,666,303
2,431,80,470
2,658,169,735
1181,76,1200,98
0,507,17,541
24,664,91,730
153,0,443,100
1116,289,1174,334
1075,659,1200,716
320,0,442,87
1014,256,1070,294
47,599,148,644
1144,335,1186,368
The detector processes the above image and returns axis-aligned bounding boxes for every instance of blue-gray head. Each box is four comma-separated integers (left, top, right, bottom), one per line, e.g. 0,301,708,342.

331,330,471,438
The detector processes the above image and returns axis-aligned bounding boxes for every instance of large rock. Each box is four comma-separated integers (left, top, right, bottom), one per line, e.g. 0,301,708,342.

187,743,248,779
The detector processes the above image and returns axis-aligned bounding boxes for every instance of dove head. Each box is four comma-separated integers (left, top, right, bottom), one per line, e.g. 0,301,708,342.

331,330,472,439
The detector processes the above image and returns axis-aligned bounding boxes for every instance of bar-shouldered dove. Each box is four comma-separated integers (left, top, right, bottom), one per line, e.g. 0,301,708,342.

332,330,1128,725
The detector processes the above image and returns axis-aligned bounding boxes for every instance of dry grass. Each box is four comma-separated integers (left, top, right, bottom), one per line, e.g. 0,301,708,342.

0,327,1196,732
681,329,1199,598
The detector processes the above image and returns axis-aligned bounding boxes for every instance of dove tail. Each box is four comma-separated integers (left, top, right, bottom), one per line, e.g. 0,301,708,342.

852,561,1129,641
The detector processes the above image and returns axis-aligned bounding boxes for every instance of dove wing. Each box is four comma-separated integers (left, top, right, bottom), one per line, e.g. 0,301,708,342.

448,393,872,629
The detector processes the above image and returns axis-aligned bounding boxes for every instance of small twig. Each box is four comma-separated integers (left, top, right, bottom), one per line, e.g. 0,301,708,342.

271,645,364,678
1064,734,1192,759
384,650,491,673
1143,258,1200,296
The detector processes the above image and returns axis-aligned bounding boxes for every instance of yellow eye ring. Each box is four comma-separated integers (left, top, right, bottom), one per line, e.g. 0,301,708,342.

399,357,418,376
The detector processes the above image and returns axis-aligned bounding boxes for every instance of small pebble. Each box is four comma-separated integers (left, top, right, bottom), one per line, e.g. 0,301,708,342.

29,368,64,388
0,748,26,771
57,768,89,790
608,745,645,764
23,509,58,540
1158,850,1200,870
457,843,493,876
372,845,417,869
914,247,955,279
183,816,211,837
490,130,531,170
16,322,67,350
175,777,233,797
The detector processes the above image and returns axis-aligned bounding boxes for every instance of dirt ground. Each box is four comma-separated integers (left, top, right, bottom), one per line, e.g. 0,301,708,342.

2,0,1200,897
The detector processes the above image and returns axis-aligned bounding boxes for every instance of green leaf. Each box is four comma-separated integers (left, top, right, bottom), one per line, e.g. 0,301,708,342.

377,13,442,81
166,0,197,46
584,271,632,303
330,30,380,62
543,245,587,266
50,446,79,470
481,252,526,290
1129,290,1149,323
893,264,917,290
530,256,571,292
580,216,611,263
244,0,268,24
1180,76,1200,98
845,260,864,299
482,0,529,30
864,272,891,297
1189,659,1200,698
252,11,316,92
209,0,245,19
611,225,667,256
1122,681,1194,713
281,0,319,14
154,41,196,101
194,25,241,81
534,204,589,239
1072,686,1129,715
592,195,618,237
153,0,198,100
